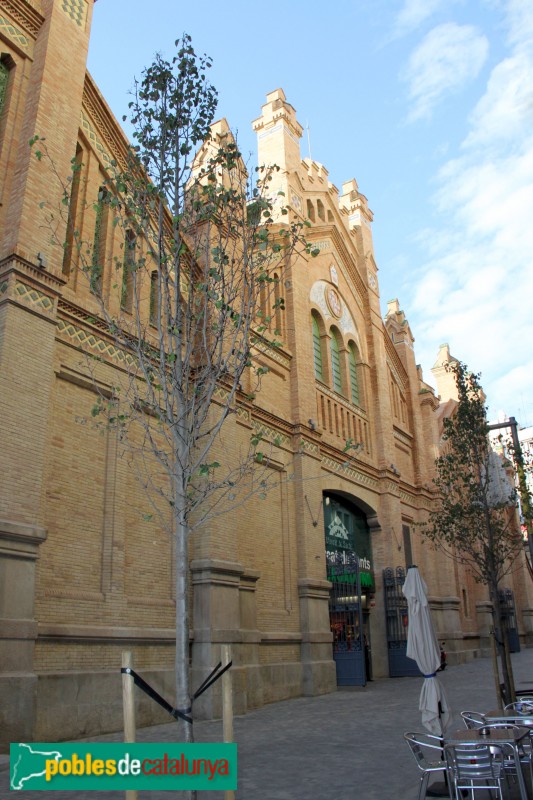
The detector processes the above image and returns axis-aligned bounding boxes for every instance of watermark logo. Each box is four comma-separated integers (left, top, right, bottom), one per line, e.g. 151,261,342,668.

10,743,237,791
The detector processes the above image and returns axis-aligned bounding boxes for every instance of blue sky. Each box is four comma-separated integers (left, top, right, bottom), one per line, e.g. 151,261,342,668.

88,0,533,424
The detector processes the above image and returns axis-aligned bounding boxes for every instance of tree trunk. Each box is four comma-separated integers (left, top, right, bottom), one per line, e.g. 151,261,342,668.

490,632,502,710
491,587,515,705
174,509,192,742
174,505,195,800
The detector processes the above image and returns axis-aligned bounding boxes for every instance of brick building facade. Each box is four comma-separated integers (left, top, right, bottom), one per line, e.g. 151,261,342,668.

1,0,532,749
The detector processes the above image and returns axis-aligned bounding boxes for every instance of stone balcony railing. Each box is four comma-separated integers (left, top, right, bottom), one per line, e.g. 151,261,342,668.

316,383,371,456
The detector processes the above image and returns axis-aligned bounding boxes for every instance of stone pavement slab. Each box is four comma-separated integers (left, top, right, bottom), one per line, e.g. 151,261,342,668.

2,648,533,799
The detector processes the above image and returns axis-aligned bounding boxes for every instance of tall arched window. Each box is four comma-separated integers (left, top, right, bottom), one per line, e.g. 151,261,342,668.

312,314,323,381
90,185,109,295
62,144,84,278
121,228,136,312
149,270,159,326
273,272,282,337
0,61,9,117
330,328,342,394
348,342,360,406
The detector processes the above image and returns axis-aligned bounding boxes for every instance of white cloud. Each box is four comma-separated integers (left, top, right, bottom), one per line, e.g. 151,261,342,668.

434,148,533,253
401,1,533,418
504,0,533,51
404,23,489,121
409,145,533,413
463,53,533,149
394,0,456,36
491,362,533,425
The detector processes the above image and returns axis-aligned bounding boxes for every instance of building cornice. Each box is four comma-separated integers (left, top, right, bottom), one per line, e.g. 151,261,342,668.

82,71,133,172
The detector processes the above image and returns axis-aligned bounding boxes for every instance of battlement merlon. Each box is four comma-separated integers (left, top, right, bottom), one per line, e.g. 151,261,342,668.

252,89,304,174
339,179,375,253
385,298,415,348
339,179,374,225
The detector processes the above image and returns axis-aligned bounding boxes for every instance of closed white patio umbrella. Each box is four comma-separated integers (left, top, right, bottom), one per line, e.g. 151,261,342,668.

402,566,451,735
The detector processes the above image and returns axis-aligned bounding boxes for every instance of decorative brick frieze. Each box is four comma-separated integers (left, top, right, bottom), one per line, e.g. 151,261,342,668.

1,0,43,37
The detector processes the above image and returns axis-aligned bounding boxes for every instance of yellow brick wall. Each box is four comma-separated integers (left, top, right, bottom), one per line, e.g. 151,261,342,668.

3,2,531,748
34,641,174,673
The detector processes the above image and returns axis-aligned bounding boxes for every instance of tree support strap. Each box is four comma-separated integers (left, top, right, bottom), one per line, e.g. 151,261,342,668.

120,660,232,725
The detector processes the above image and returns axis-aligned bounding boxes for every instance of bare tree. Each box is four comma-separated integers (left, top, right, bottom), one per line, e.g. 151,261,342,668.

422,361,523,704
33,35,312,761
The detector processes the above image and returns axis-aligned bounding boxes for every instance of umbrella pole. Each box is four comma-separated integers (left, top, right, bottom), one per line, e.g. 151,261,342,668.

426,703,449,798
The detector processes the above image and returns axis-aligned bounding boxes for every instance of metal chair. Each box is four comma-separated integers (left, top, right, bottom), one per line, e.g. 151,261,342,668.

487,723,533,795
482,724,530,786
460,711,486,729
444,741,505,800
404,732,450,800
505,701,533,713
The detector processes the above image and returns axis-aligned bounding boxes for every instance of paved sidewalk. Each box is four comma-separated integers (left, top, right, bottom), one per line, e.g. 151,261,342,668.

2,648,533,799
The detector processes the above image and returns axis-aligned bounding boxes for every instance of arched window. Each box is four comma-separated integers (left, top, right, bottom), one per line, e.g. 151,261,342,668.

149,270,159,326
0,61,9,117
317,199,325,221
348,342,360,406
330,328,342,394
62,144,84,278
121,228,136,312
312,314,323,381
306,199,315,222
90,185,109,295
258,280,268,331
273,272,282,337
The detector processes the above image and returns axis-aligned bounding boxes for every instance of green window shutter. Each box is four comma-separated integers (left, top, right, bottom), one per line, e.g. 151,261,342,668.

90,188,105,294
349,344,360,405
62,145,83,277
121,229,135,311
0,62,8,116
312,316,323,380
330,332,342,393
149,271,158,325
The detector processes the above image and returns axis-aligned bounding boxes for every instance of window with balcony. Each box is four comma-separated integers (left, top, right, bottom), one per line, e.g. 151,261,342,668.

330,327,342,394
312,313,324,381
348,342,360,406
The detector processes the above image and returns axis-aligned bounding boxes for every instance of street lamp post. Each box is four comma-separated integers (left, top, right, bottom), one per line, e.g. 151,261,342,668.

488,417,533,568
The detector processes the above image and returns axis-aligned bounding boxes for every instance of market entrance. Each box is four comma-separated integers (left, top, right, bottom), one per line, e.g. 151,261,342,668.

324,494,375,686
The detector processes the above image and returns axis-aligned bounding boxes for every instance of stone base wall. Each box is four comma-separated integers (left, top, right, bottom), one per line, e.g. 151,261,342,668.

0,675,38,752
0,652,335,750
34,669,174,743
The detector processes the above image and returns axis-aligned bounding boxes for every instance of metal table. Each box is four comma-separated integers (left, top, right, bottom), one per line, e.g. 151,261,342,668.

485,709,533,726
445,727,530,800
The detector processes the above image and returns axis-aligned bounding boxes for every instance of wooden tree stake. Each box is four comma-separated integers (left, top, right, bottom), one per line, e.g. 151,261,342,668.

221,644,235,800
122,651,138,800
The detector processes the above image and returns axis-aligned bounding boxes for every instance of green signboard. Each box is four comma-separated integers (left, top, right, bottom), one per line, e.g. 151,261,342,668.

10,743,237,791
324,496,374,590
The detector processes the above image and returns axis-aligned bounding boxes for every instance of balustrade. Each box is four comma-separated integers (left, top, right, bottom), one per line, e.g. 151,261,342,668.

316,385,371,455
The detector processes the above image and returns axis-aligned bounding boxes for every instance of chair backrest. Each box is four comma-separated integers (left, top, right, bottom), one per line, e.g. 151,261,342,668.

505,701,533,712
461,711,486,729
404,732,443,771
444,742,503,784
